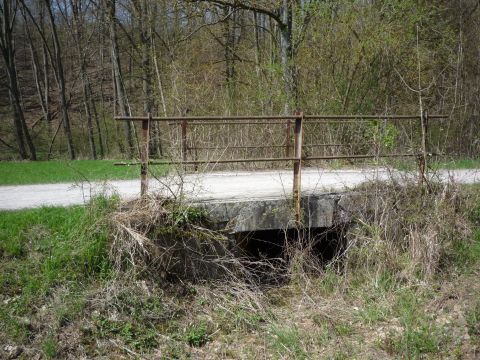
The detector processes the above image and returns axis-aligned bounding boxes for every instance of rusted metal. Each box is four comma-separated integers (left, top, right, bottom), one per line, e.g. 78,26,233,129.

285,119,292,157
140,113,151,196
304,114,447,120
419,109,429,185
304,153,422,160
114,111,443,211
114,157,299,166
115,114,447,122
168,121,288,126
115,115,302,121
113,153,431,167
181,119,188,170
187,143,345,150
293,112,304,224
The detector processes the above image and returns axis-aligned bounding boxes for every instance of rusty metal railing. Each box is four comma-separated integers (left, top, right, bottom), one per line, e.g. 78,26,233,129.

115,112,447,223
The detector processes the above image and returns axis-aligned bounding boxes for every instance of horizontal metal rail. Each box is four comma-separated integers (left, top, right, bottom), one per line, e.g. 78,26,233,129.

116,114,448,123
185,143,347,150
114,153,426,167
116,111,442,223
115,115,301,122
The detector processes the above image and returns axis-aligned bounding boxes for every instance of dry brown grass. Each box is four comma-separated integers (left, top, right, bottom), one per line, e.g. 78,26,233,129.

342,180,474,280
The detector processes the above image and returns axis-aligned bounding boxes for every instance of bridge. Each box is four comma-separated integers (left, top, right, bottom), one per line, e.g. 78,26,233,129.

110,112,451,234
5,112,473,237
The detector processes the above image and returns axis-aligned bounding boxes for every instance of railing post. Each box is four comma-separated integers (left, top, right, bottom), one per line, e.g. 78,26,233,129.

181,119,188,171
140,113,151,196
285,119,292,157
418,109,428,185
293,112,304,224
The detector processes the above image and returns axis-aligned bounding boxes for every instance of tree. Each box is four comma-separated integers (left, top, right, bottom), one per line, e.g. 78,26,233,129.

106,0,135,158
191,0,315,114
44,0,76,159
0,0,36,160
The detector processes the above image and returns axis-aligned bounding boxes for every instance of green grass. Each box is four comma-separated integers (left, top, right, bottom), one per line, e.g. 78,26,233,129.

394,158,480,171
0,185,478,358
269,325,307,359
0,160,168,185
431,158,480,170
0,197,116,343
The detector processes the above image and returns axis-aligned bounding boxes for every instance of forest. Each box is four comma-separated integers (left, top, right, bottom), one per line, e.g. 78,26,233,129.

1,0,479,161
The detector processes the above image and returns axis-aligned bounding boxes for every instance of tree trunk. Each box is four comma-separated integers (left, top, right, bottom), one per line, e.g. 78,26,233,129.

223,5,236,114
140,0,160,157
71,0,97,159
279,1,296,114
107,0,134,158
0,0,36,160
45,0,75,160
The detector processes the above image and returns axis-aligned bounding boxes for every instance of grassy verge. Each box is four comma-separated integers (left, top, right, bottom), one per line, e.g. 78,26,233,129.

431,158,480,170
393,158,480,171
0,198,116,358
0,160,168,185
0,185,479,359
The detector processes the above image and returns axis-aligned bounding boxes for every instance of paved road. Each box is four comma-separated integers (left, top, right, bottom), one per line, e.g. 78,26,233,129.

0,168,479,210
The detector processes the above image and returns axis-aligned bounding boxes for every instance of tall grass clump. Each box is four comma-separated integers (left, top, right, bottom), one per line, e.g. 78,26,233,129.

110,196,244,282
342,180,477,282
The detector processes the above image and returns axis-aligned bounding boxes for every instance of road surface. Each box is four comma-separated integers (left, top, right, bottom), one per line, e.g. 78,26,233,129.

0,168,479,210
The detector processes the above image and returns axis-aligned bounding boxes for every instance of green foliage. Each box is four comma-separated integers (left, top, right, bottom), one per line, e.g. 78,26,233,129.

380,288,446,357
269,325,307,359
93,316,158,351
366,120,399,149
170,206,209,227
41,335,58,359
384,324,444,358
466,301,480,341
184,322,210,347
0,196,117,343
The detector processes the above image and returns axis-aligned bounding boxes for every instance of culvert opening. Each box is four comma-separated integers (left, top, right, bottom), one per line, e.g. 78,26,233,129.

234,227,346,283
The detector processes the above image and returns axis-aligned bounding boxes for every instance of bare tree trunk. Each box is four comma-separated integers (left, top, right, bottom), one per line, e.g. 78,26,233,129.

107,0,134,158
45,0,75,160
223,5,236,114
253,11,261,78
279,1,296,114
0,0,36,160
71,0,96,159
139,0,160,156
24,20,50,132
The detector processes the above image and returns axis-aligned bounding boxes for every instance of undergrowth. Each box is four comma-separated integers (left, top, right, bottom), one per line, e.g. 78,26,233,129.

1,182,479,359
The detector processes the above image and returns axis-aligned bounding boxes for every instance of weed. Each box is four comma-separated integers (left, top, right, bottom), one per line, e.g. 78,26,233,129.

42,335,58,359
185,322,210,347
56,293,86,327
466,301,480,341
94,316,159,352
384,324,444,358
269,325,307,359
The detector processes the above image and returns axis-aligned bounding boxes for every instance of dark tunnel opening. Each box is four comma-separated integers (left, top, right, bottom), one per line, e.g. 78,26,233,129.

234,227,346,284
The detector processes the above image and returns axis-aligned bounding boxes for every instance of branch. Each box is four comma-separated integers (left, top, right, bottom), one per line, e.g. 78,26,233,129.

0,136,15,151
189,0,284,26
176,7,235,44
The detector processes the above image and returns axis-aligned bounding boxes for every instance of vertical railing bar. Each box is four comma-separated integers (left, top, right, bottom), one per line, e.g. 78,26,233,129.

419,109,428,185
181,119,188,171
285,119,292,157
140,113,151,196
293,112,304,224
